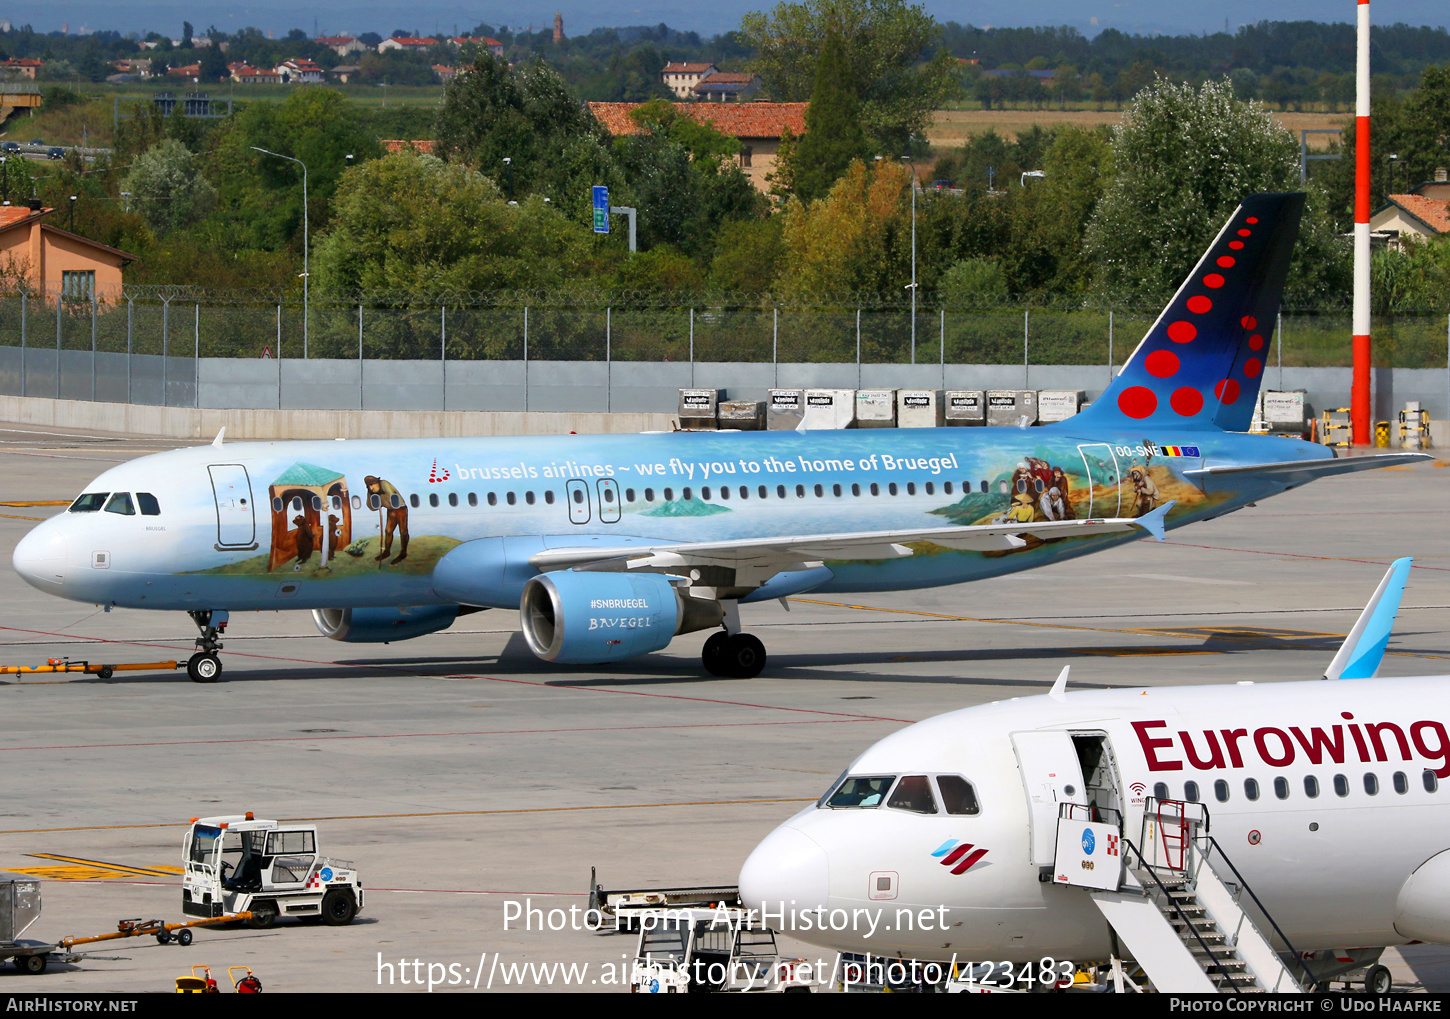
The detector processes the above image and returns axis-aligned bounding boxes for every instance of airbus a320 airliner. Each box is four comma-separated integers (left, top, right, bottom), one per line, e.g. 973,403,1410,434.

10,193,1427,681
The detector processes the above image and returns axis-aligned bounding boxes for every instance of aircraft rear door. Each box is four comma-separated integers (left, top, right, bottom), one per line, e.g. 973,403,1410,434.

208,464,256,550
1011,730,1088,866
1077,444,1122,518
565,479,591,525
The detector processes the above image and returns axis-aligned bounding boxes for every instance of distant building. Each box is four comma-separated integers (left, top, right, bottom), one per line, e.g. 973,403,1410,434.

378,36,438,53
231,65,282,85
328,65,361,83
275,59,324,84
113,58,152,77
0,58,43,80
0,202,138,298
693,72,762,103
661,62,717,99
554,12,564,44
316,36,367,57
589,101,808,193
447,36,504,57
167,62,202,82
1370,172,1450,248
433,64,456,84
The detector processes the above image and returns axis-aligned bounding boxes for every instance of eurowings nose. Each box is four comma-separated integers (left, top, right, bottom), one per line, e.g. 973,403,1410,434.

12,520,67,591
739,824,830,917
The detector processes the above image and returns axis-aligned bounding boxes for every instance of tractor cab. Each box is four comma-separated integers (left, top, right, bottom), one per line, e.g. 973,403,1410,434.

182,814,362,928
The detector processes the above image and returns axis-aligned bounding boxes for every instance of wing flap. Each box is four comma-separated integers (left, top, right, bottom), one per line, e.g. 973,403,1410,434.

1185,452,1431,490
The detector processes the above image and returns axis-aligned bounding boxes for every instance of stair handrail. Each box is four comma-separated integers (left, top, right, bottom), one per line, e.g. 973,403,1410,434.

1120,836,1244,995
1197,834,1322,993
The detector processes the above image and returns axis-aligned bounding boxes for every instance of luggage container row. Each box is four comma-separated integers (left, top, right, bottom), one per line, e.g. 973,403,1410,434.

677,388,1088,430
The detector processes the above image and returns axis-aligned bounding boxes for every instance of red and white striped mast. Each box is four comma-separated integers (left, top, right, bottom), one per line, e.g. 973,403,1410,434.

1352,0,1372,445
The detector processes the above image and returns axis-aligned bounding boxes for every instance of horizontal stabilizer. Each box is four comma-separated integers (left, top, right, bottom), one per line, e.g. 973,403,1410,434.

1129,500,1174,541
1185,453,1431,492
1324,557,1413,680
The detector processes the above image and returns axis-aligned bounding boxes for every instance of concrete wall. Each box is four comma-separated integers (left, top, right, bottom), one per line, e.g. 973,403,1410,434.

0,351,1446,431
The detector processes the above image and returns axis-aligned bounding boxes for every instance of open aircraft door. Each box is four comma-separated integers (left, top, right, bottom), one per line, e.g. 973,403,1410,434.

208,464,256,550
1011,730,1088,866
1076,444,1122,519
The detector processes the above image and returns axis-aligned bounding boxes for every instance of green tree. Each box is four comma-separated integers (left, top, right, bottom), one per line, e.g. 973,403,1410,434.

788,29,870,202
708,217,786,292
313,151,598,294
1084,78,1309,306
121,139,218,235
198,43,228,82
777,158,912,294
741,0,958,152
938,256,1008,302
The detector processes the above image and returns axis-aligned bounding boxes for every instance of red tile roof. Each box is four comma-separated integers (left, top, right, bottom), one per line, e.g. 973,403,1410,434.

662,62,716,74
315,36,355,44
388,36,438,46
382,139,436,154
1388,193,1450,233
589,101,808,140
0,205,47,229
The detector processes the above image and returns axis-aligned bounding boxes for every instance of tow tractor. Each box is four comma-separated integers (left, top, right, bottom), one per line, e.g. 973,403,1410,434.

182,814,363,928
629,908,817,993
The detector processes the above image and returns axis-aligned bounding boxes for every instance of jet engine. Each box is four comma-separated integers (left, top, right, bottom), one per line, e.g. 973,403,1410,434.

1395,847,1450,942
312,605,461,643
519,571,723,664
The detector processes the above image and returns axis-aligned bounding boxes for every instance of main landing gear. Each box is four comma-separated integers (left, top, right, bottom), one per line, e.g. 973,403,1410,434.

701,602,766,679
186,610,228,683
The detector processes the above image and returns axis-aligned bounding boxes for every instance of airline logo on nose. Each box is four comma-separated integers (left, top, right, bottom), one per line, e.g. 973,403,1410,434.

930,839,987,875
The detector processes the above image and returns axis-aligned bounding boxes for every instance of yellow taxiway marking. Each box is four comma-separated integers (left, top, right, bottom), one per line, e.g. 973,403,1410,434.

0,513,44,521
25,853,182,877
3,866,131,881
0,501,70,507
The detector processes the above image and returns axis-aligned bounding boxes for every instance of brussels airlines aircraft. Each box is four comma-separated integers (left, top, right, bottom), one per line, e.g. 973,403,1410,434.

9,194,1427,682
738,560,1449,991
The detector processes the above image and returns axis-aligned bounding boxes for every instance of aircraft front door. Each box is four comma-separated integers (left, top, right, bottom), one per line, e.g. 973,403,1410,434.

597,478,621,523
209,464,256,549
1011,730,1088,866
565,479,591,525
1077,444,1122,518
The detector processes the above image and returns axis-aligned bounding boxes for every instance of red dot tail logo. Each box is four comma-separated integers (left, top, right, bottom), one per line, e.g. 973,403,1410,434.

427,458,451,484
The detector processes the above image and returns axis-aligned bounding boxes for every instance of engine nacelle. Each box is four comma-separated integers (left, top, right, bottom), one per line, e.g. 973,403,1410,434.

312,605,460,643
520,571,723,664
1395,848,1450,942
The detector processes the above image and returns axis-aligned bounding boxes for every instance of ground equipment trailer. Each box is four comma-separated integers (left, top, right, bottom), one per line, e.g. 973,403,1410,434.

588,867,740,933
0,874,53,974
630,908,816,993
182,814,362,928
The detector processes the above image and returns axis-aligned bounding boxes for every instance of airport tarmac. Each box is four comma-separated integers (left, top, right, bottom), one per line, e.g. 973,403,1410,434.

1,421,1448,993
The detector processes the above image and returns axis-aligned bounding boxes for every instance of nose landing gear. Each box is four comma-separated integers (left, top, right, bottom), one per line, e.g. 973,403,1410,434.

186,610,228,683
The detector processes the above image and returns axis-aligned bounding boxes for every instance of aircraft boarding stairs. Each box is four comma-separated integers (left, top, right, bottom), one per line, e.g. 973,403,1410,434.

1052,799,1314,993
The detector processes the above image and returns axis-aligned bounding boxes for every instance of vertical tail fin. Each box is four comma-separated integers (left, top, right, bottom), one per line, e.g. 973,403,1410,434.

1066,193,1306,433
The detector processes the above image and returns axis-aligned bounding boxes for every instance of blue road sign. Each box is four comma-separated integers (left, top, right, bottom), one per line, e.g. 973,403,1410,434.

592,185,609,234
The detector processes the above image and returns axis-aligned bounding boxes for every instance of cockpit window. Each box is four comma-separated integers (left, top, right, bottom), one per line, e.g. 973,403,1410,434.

886,775,938,814
936,776,981,815
137,492,161,516
104,493,135,516
69,492,108,512
825,776,895,808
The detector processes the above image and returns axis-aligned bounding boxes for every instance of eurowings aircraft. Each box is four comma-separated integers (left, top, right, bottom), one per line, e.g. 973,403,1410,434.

738,559,1444,992
10,193,1427,681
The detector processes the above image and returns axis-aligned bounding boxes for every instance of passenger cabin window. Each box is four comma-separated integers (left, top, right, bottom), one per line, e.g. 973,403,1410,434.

936,775,980,815
1304,776,1320,798
1244,778,1260,801
448,493,458,507
1425,770,1439,793
137,492,161,516
467,493,477,507
1183,780,1199,802
507,492,517,506
1394,772,1409,794
429,494,439,508
1153,782,1168,800
390,494,403,509
1364,773,1379,795
69,492,108,512
886,776,937,814
104,493,135,516
544,491,555,505
1274,777,1290,799
825,776,895,809
410,494,420,508
1333,774,1349,797
1214,779,1229,803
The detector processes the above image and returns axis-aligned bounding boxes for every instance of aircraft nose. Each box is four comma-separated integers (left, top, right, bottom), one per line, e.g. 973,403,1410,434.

739,824,830,917
12,520,67,591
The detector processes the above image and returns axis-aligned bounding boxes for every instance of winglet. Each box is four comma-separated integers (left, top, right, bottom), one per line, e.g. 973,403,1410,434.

1129,500,1175,542
1324,557,1413,680
1048,665,1070,702
212,427,226,447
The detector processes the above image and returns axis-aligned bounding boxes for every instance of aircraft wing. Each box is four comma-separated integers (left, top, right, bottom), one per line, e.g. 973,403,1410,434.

1184,452,1431,490
529,503,1173,581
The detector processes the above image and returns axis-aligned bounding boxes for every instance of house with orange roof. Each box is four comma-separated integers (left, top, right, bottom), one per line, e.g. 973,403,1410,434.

276,59,324,84
661,62,717,99
316,36,367,57
448,36,504,57
589,101,808,193
694,72,762,102
0,201,138,300
1,58,42,79
378,36,439,53
1370,171,1450,248
232,65,282,84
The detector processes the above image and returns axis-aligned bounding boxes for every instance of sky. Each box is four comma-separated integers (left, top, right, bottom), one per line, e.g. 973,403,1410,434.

13,1,1450,41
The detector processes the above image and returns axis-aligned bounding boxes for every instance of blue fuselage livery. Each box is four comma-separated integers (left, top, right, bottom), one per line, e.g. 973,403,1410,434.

8,194,1433,680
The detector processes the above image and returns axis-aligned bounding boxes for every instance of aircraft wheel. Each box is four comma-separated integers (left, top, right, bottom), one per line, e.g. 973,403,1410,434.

187,652,222,683
701,632,730,676
1365,964,1392,994
722,634,767,679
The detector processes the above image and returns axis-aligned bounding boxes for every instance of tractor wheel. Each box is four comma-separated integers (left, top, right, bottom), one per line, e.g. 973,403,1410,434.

245,901,278,929
321,888,357,926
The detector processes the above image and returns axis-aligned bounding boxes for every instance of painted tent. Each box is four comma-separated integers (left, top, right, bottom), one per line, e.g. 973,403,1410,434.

267,462,353,571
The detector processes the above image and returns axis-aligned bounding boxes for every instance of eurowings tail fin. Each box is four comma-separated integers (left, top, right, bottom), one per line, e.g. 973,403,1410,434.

1323,558,1413,680
1063,193,1305,434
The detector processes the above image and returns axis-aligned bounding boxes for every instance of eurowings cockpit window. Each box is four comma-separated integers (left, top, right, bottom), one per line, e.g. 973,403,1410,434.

825,776,895,808
69,492,108,512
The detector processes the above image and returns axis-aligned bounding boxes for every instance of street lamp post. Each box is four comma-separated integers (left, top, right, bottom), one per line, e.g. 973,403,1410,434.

902,155,917,364
251,146,309,357
502,156,514,201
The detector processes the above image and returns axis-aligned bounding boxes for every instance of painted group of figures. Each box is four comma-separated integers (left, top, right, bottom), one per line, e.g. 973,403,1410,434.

999,456,1162,525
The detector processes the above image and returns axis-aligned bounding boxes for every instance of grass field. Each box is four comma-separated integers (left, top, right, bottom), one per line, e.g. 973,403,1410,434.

926,108,1348,157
